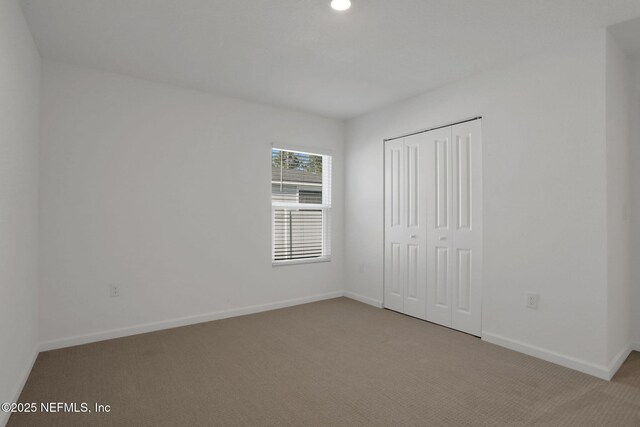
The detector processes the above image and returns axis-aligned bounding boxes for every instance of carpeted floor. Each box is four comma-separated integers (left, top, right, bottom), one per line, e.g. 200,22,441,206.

7,297,640,426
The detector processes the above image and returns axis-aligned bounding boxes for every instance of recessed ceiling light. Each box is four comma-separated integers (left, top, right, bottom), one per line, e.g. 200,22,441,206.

331,0,351,11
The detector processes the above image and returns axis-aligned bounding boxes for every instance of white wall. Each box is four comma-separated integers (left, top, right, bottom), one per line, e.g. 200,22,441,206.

0,0,40,424
345,31,612,371
605,33,632,363
631,59,640,347
39,61,344,347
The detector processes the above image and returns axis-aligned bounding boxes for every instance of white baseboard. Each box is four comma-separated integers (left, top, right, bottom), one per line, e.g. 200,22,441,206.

39,291,344,352
632,342,640,352
344,291,384,308
607,344,633,381
482,331,610,380
1,346,39,427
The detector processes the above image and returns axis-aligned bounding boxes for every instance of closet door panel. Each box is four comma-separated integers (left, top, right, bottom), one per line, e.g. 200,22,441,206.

402,133,427,319
451,120,482,336
384,139,405,312
426,127,453,327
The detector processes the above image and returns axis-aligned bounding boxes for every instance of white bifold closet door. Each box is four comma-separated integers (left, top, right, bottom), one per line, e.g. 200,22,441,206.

384,134,427,319
384,119,482,336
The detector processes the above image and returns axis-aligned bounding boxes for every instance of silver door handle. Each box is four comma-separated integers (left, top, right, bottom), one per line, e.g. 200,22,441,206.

439,237,447,241
410,234,417,239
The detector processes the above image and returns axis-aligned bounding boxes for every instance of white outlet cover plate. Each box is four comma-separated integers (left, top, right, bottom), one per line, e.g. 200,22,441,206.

525,292,539,309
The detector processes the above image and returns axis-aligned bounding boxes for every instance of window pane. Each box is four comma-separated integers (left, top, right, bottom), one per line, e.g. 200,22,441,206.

272,149,323,204
273,208,323,261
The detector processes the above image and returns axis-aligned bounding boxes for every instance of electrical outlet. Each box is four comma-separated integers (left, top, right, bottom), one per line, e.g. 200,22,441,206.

109,285,121,298
525,292,539,309
358,264,365,274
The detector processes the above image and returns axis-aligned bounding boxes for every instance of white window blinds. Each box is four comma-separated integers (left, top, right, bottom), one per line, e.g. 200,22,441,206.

272,148,332,263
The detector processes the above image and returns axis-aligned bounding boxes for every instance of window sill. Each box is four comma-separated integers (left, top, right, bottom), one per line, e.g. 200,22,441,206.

272,257,331,267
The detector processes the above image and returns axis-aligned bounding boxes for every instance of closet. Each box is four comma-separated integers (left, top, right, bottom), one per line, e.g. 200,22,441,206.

384,118,482,336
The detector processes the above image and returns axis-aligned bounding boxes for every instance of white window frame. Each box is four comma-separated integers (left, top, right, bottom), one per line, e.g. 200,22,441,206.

271,145,332,266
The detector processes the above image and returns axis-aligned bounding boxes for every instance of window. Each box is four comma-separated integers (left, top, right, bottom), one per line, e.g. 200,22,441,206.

272,148,332,264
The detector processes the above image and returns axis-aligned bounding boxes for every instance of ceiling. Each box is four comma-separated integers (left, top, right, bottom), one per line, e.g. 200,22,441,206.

610,17,640,59
20,0,640,119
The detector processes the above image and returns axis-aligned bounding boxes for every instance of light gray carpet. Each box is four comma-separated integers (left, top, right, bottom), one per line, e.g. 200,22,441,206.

8,297,640,426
